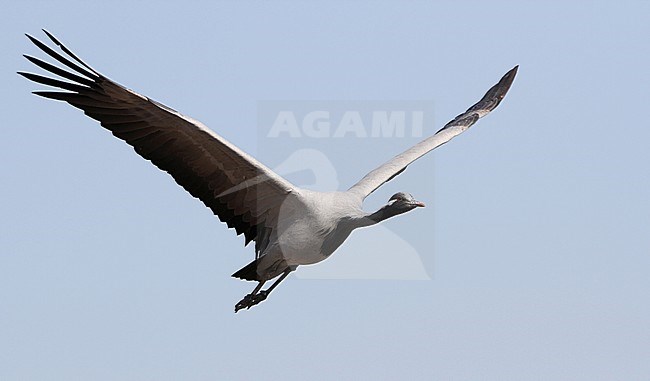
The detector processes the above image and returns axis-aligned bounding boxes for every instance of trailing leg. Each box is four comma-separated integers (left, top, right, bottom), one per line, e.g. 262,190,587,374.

234,266,296,312
234,281,265,313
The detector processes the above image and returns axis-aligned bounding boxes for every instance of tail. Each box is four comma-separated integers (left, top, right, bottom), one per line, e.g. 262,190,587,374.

232,259,261,281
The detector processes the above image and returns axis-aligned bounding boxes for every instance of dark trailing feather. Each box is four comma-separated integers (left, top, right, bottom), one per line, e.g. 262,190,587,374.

385,165,407,183
96,113,148,124
81,105,136,116
231,258,260,281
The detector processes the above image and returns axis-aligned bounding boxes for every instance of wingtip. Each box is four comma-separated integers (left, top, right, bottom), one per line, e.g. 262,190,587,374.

506,65,519,77
499,65,519,89
26,30,57,44
42,29,60,45
31,91,54,100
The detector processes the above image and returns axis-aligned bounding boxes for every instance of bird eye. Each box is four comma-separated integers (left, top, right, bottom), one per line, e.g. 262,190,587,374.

389,196,403,204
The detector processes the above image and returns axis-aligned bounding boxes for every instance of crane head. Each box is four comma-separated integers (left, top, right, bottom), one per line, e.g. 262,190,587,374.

388,192,426,210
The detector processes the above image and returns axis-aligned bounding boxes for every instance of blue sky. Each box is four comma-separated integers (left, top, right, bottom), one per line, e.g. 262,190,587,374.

2,1,649,380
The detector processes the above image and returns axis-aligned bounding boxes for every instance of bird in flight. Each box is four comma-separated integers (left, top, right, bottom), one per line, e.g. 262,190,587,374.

20,30,517,312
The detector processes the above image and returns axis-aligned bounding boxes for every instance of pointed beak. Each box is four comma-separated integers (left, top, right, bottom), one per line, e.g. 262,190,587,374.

414,201,426,208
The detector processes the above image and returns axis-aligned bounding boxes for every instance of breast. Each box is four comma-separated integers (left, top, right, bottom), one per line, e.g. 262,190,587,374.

273,190,363,266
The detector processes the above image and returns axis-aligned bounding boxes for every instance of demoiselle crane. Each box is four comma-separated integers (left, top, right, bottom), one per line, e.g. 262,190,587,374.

20,30,517,312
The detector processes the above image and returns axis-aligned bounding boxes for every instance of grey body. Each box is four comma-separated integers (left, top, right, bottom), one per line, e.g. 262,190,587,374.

252,191,365,280
20,30,517,310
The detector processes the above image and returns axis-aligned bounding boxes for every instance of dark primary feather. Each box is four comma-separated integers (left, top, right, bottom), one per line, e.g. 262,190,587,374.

23,55,96,87
436,65,518,133
20,30,297,256
41,29,100,75
24,33,99,80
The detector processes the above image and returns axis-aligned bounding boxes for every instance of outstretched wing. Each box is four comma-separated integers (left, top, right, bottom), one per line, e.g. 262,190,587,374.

347,66,518,199
19,30,299,256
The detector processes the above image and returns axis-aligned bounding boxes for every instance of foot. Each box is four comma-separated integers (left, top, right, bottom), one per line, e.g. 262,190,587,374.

235,293,254,313
234,291,268,313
